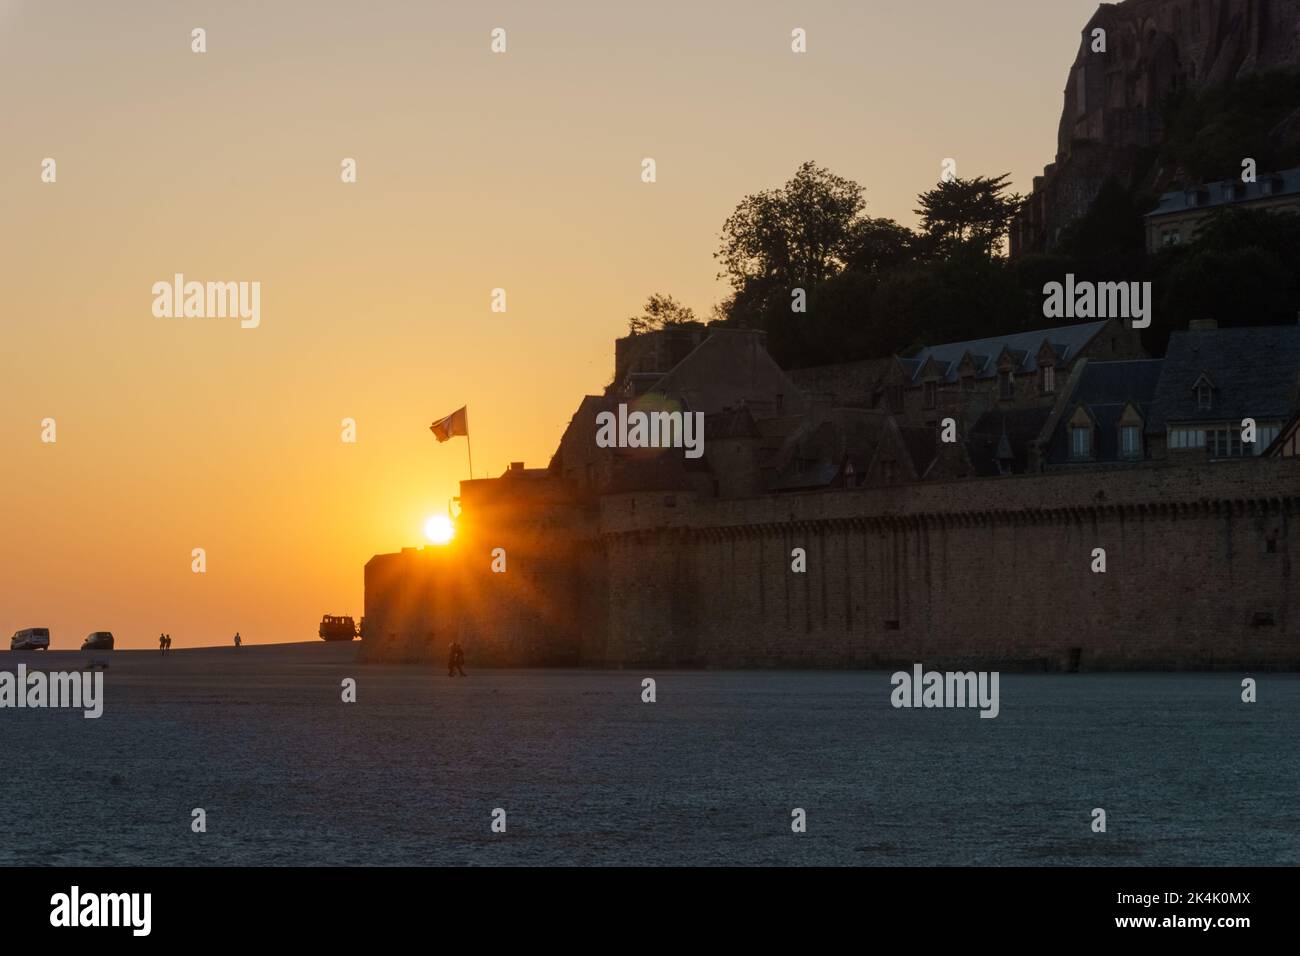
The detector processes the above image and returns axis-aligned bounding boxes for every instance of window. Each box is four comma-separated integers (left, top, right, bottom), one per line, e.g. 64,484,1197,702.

1162,229,1182,246
923,380,937,409
999,370,1013,399
1040,364,1056,395
1206,427,1247,458
1253,425,1280,455
1196,383,1213,410
886,385,903,413
1120,425,1141,459
1070,426,1092,459
961,374,974,393
1169,427,1206,449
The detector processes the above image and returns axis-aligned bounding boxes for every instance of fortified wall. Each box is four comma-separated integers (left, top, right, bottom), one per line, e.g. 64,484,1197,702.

362,457,1299,671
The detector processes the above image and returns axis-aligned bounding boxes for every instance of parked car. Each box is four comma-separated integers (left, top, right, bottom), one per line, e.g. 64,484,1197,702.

81,631,114,651
10,627,50,650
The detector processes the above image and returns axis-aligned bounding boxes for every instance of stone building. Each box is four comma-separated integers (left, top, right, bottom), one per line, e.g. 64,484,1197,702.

363,455,1300,670
1038,357,1165,468
1144,167,1300,250
361,316,1298,671
1147,320,1300,458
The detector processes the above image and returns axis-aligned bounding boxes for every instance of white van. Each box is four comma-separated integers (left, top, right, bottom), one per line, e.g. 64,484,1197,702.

10,627,50,650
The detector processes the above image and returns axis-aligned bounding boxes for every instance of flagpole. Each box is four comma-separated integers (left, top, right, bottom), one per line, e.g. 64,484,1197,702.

466,434,474,480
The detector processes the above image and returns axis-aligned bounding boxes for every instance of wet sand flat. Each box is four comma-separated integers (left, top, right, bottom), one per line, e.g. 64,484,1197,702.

1,642,1297,866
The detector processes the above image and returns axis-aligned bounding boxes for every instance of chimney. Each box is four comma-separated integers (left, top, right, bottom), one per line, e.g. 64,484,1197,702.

1189,318,1218,330
509,461,524,472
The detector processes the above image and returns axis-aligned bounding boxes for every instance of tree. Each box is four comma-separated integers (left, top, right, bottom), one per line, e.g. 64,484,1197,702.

627,293,699,334
1161,246,1294,329
914,174,1024,258
715,161,866,294
1058,178,1147,264
844,217,917,274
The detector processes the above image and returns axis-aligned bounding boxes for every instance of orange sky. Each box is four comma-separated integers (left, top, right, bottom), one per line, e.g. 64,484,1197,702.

1,0,1102,647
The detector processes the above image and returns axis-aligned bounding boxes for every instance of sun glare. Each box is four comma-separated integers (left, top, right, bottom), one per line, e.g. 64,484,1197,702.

424,514,455,545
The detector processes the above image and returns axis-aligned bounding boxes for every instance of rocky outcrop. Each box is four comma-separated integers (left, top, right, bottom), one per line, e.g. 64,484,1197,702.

1012,0,1300,256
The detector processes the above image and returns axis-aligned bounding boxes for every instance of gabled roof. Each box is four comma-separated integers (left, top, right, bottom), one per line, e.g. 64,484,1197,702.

1148,326,1300,430
1145,167,1300,218
904,321,1107,384
967,407,1053,476
705,405,760,440
1042,359,1163,464
646,329,807,418
956,350,990,376
897,424,939,477
767,409,886,491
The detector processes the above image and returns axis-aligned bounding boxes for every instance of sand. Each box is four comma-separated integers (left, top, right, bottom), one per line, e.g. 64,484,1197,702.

1,643,1297,866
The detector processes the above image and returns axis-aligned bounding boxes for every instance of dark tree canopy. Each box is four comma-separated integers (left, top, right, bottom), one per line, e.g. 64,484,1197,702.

715,161,868,292
914,174,1024,257
627,293,700,334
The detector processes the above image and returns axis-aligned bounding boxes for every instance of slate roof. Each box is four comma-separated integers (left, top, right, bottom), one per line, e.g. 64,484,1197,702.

896,424,939,479
1145,167,1300,217
967,407,1053,476
767,409,885,491
704,405,761,440
1148,326,1300,430
904,322,1107,384
1044,359,1164,464
646,329,808,417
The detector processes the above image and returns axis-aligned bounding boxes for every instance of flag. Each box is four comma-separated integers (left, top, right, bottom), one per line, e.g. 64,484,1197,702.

430,406,469,442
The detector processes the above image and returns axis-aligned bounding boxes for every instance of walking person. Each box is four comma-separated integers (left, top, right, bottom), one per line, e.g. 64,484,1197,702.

234,631,242,649
164,634,172,653
159,633,166,655
448,640,466,677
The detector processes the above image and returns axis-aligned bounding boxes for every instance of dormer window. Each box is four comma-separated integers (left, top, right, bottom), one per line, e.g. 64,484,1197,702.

999,370,1014,400
923,380,937,409
1120,425,1141,459
1040,364,1056,395
961,373,974,392
1193,373,1215,410
1070,425,1092,459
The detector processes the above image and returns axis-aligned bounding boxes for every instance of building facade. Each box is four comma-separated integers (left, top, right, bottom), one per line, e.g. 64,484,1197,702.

362,318,1299,671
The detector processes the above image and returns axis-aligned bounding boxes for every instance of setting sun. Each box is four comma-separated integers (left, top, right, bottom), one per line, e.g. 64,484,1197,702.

424,515,455,545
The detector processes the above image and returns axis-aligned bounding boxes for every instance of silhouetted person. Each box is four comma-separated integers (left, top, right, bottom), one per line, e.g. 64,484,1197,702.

234,632,242,648
159,633,166,655
448,641,466,677
164,634,172,652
